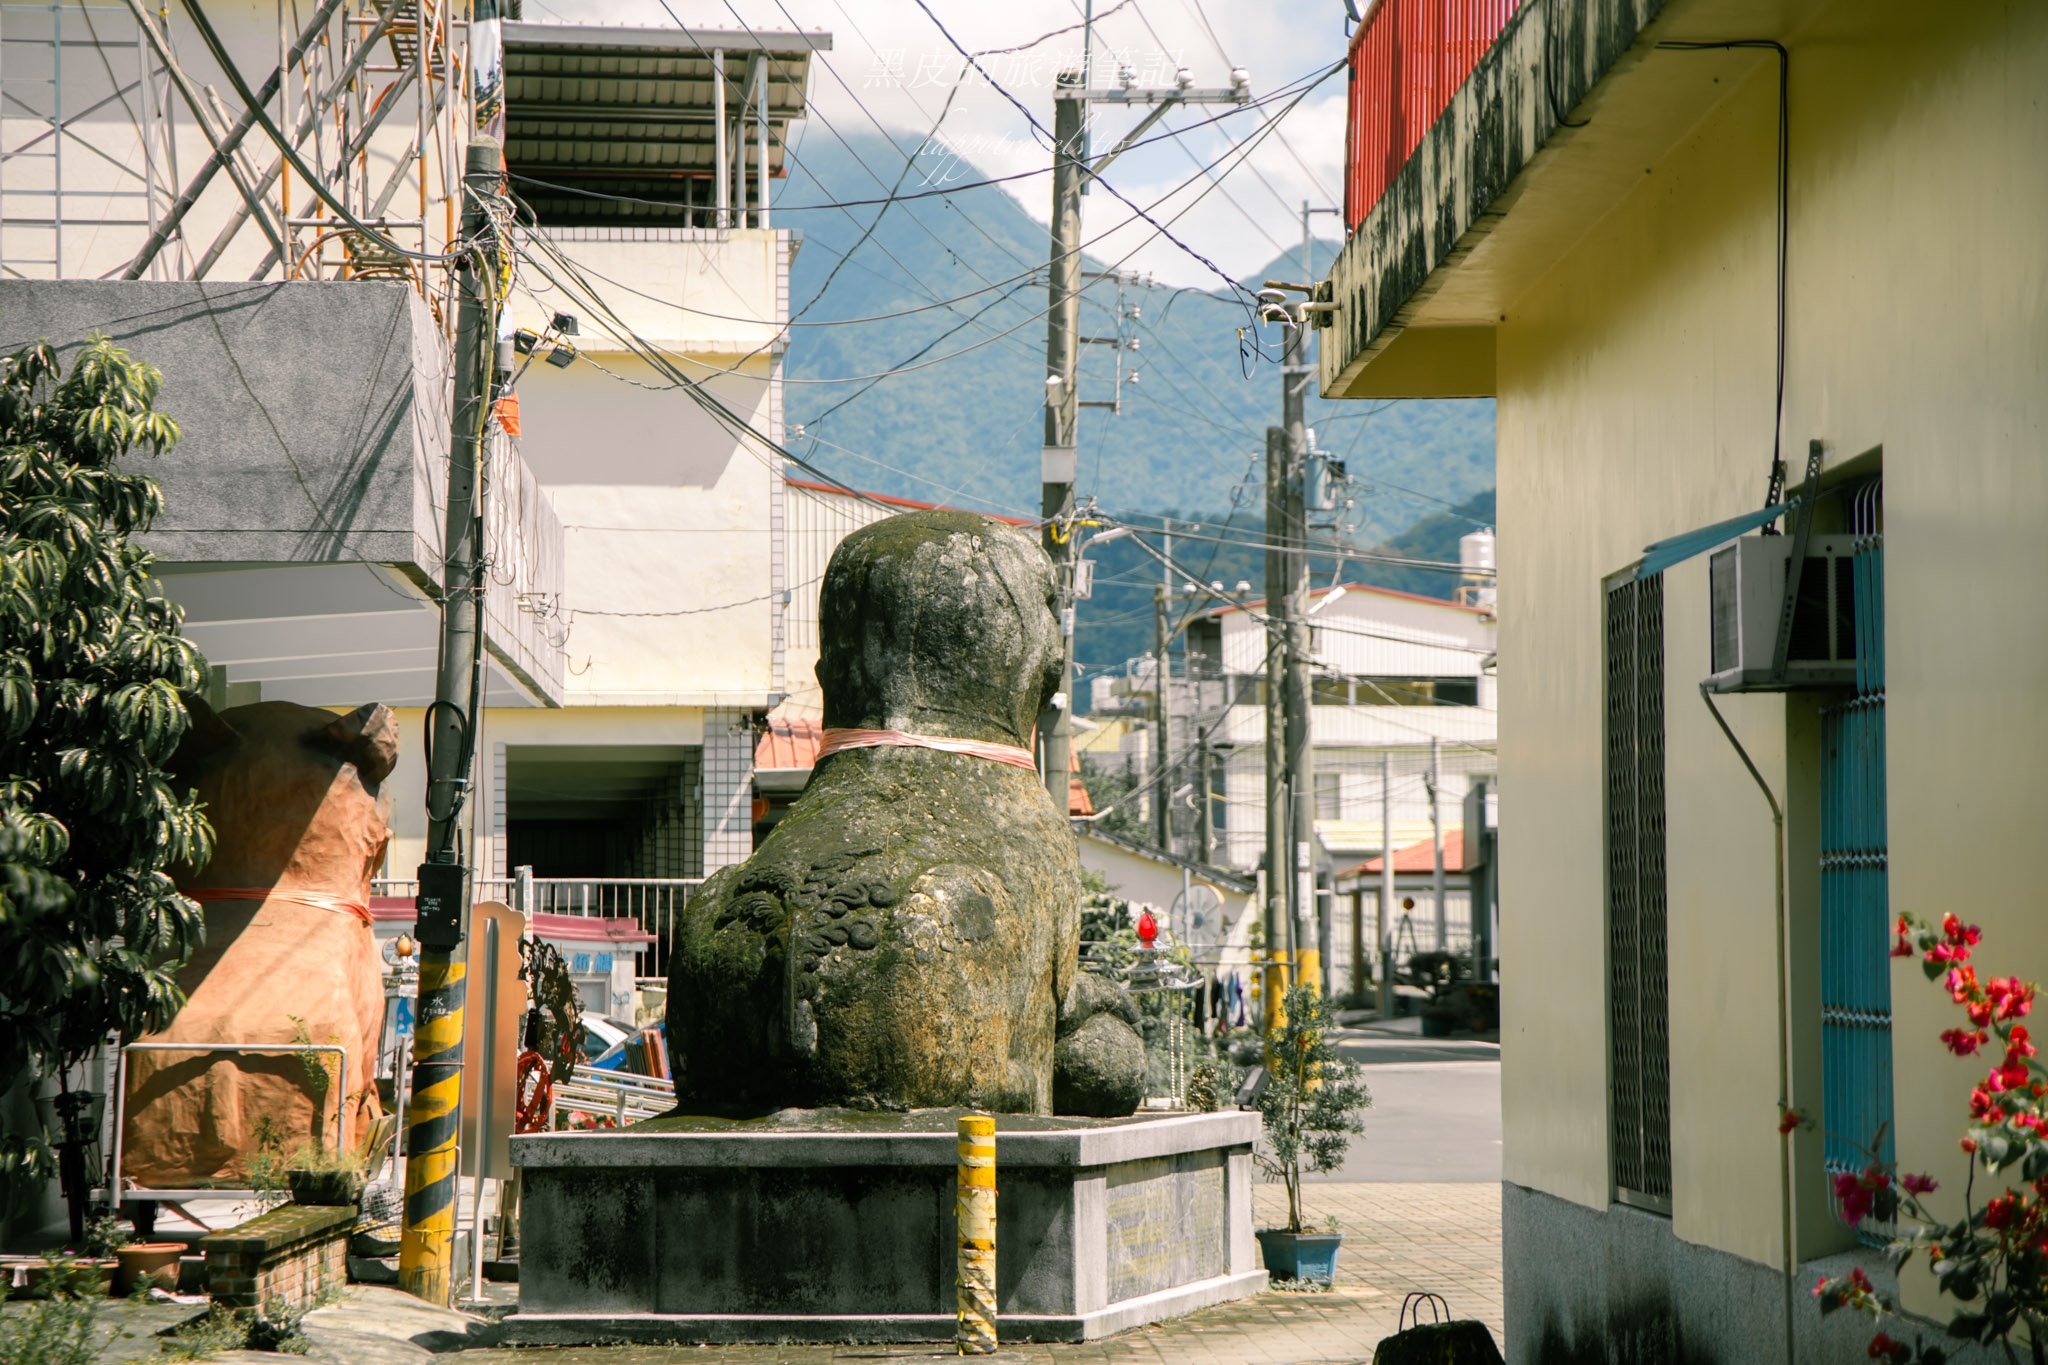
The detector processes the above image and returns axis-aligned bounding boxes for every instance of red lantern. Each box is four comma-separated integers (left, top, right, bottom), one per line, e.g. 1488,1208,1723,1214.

1136,909,1158,946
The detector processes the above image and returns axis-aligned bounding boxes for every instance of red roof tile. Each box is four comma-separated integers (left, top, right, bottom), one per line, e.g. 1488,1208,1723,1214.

1343,829,1466,877
756,715,823,771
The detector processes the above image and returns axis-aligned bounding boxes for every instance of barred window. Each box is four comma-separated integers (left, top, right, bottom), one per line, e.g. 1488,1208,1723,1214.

1607,573,1672,1209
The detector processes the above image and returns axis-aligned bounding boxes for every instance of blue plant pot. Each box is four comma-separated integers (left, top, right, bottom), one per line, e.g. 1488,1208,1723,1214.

1255,1229,1343,1284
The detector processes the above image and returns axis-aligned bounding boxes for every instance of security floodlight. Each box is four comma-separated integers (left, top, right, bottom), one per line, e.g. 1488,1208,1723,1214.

545,345,576,368
551,312,580,336
513,328,540,355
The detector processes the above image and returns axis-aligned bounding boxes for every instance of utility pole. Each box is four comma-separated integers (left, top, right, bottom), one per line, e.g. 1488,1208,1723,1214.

1430,736,1447,952
399,134,501,1308
1379,750,1393,1018
1153,582,1173,853
1041,54,1247,809
1281,317,1318,1000
1262,425,1288,1032
1038,69,1083,809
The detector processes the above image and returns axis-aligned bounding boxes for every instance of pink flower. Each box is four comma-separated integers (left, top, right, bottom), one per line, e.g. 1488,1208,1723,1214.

1989,977,2037,1021
1943,913,1984,948
1868,1332,1908,1363
1984,1193,2022,1231
1901,1172,1938,1196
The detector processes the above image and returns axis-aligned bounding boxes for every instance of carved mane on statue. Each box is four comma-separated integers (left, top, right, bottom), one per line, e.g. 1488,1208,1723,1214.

667,509,1147,1115
120,698,398,1188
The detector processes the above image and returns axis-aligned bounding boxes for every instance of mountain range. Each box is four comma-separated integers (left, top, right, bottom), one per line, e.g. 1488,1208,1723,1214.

771,129,1495,690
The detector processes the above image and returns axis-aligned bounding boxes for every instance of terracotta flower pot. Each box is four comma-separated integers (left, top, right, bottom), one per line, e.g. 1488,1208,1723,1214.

116,1242,184,1296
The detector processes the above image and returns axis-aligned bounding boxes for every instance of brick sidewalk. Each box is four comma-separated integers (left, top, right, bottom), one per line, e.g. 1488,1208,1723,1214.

457,1181,1502,1365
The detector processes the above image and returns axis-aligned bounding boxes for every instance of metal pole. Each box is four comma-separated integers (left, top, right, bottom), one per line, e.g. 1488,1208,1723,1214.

1430,737,1446,952
1349,887,1364,999
1039,69,1084,807
466,914,498,1305
1153,583,1172,852
1378,750,1393,1018
753,54,769,229
1262,426,1288,1032
1195,734,1213,864
712,49,727,227
399,135,500,1307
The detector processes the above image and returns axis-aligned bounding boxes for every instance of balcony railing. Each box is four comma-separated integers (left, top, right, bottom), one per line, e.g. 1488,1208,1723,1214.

1345,0,1523,229
372,876,702,979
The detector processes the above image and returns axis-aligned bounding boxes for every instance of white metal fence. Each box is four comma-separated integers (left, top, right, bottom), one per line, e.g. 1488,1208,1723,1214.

371,875,702,978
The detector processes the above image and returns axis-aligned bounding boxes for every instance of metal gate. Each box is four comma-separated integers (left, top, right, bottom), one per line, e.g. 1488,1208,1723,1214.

1606,572,1671,1207
1820,483,1889,1233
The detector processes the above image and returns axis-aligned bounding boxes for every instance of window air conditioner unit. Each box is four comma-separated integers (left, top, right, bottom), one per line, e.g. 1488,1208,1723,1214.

1704,534,1861,692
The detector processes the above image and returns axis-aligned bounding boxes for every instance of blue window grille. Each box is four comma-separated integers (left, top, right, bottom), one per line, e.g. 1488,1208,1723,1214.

1819,483,1888,1237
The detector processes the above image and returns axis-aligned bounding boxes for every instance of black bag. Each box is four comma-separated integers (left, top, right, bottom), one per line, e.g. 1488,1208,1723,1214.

1371,1293,1504,1365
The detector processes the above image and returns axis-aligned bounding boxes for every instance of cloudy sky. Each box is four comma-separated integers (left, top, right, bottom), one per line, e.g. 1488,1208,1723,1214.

525,0,1355,289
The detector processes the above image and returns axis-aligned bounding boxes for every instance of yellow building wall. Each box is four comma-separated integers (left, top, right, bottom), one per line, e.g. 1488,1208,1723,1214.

1494,0,2048,1282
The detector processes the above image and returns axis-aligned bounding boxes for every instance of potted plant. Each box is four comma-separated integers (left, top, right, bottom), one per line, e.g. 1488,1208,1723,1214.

1254,985,1372,1285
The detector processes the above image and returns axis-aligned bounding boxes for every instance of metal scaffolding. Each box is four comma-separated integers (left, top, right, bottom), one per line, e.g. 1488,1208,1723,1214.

0,0,467,303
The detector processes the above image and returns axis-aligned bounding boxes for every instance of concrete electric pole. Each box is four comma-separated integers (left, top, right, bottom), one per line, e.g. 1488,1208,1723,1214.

1039,56,1247,808
1153,582,1173,852
1038,71,1084,809
400,135,502,1307
1262,424,1289,1031
1279,318,1319,1002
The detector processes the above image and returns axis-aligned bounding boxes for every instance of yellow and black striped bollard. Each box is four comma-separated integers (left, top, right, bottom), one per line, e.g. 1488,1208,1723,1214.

955,1113,997,1354
398,950,466,1304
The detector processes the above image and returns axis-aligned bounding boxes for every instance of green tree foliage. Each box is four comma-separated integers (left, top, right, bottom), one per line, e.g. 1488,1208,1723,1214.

0,335,211,1213
1257,985,1371,1234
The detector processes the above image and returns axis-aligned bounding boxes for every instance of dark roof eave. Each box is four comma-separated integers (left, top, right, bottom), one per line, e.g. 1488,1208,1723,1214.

503,21,832,56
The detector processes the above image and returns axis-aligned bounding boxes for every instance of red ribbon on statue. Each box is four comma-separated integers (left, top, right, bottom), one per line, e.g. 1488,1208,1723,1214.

816,727,1039,772
181,887,375,925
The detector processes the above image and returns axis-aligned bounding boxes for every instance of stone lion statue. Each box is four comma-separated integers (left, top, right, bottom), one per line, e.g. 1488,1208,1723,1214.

667,509,1146,1115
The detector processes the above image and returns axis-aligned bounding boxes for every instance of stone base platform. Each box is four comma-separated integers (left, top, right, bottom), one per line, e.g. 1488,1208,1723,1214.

504,1108,1266,1344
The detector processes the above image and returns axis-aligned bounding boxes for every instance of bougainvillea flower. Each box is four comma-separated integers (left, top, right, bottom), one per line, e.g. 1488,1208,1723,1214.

1943,1027,1990,1056
1901,1172,1939,1195
1779,1108,1804,1136
1943,913,1984,947
1989,976,2036,1021
1949,966,1981,1003
1984,1193,2021,1230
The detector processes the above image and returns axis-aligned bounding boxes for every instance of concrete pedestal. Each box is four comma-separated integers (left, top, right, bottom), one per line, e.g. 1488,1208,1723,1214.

503,1108,1266,1344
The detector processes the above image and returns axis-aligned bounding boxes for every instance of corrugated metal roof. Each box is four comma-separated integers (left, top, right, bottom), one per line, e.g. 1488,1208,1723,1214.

503,22,828,225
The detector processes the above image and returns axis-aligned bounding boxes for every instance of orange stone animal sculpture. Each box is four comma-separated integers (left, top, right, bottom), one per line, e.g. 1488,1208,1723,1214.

120,698,398,1189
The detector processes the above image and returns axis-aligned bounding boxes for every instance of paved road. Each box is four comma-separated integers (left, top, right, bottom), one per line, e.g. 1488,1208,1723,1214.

1313,1032,1502,1184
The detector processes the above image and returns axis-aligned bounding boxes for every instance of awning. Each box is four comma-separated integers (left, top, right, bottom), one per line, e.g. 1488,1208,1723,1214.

1626,501,1789,582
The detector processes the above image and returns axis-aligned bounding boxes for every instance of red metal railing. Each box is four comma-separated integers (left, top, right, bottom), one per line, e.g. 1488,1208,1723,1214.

1345,0,1524,230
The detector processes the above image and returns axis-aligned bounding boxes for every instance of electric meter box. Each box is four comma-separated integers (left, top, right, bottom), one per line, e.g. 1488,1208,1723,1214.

1704,534,1862,693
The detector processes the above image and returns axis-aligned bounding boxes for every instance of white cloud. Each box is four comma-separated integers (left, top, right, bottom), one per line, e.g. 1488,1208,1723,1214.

522,0,1353,288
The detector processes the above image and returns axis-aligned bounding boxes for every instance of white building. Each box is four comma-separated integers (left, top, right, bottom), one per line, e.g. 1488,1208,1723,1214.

1179,580,1498,889
0,11,831,913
